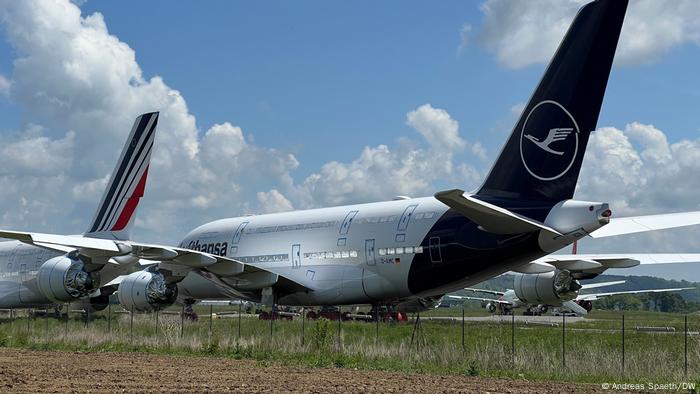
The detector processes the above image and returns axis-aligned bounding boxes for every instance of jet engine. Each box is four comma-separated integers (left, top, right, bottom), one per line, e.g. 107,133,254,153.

117,268,177,312
485,302,497,313
37,255,100,302
513,270,581,304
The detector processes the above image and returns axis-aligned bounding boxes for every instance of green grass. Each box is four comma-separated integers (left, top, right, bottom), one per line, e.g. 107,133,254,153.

0,307,698,385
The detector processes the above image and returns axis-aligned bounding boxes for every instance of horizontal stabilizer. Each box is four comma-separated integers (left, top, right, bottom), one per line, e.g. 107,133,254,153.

435,189,561,237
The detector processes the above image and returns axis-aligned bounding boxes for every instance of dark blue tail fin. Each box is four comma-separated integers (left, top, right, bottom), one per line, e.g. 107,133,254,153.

477,0,628,203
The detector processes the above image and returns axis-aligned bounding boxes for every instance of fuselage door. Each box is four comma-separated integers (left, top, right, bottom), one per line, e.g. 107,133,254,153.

292,244,301,269
339,210,359,235
429,236,442,263
397,204,418,232
365,239,376,266
232,221,249,244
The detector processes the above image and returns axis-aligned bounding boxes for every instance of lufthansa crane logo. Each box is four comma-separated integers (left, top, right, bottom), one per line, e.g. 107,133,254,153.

519,100,580,181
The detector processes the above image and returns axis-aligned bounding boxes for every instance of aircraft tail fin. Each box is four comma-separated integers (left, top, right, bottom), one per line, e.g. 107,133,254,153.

477,0,627,204
84,112,159,241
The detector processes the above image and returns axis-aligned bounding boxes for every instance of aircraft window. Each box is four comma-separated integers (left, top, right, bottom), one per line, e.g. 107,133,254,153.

405,246,414,254
414,213,425,220
395,247,404,254
311,253,319,259
326,251,334,258
424,212,435,219
341,251,349,258
378,248,386,256
415,246,423,253
333,251,342,258
349,250,358,258
387,247,395,255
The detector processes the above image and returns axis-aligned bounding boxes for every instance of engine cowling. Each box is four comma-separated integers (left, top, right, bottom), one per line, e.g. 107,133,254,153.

513,270,581,304
37,255,100,302
117,269,177,312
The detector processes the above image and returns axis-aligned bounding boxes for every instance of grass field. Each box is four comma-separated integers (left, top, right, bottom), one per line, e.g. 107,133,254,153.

0,306,698,385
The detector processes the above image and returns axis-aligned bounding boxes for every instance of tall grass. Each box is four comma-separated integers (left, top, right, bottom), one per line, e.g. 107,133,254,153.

0,308,698,384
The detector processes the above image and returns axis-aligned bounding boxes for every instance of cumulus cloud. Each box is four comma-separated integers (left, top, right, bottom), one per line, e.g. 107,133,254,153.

0,74,10,96
0,0,487,243
257,189,294,213
476,0,700,69
578,122,700,219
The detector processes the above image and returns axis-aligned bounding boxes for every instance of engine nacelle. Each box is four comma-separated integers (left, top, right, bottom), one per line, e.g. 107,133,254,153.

513,270,581,304
485,302,497,313
117,269,177,312
37,255,100,302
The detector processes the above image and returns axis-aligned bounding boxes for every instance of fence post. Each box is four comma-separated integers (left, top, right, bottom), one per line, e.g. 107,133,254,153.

155,310,159,337
269,305,274,340
209,304,213,344
461,308,465,350
9,308,12,328
238,303,242,340
621,313,625,375
301,308,305,347
180,304,185,339
130,306,134,344
64,304,69,337
562,313,566,369
684,315,688,377
375,305,380,344
511,313,515,366
107,304,112,333
337,306,342,350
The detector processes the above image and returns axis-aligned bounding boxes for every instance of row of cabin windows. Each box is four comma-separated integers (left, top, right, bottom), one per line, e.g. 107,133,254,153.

378,246,423,255
304,250,359,259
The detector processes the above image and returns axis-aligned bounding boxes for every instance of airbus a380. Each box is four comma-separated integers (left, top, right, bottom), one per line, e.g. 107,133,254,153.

2,0,700,314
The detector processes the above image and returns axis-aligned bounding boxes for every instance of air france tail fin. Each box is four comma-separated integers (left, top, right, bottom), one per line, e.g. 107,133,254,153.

84,112,159,240
477,0,628,204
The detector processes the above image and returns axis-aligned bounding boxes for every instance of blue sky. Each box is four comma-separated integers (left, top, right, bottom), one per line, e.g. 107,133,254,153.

0,0,700,279
70,0,700,173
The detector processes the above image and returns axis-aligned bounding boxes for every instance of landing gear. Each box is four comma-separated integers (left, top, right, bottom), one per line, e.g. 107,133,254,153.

183,299,198,321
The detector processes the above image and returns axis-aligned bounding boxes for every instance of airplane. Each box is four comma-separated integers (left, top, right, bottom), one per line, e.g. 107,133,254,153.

3,0,700,316
450,278,695,316
0,112,159,310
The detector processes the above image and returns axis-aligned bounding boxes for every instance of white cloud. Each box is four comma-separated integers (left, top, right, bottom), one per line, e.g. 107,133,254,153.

0,0,488,243
457,23,472,55
406,103,486,159
477,0,700,69
257,189,294,213
0,74,10,97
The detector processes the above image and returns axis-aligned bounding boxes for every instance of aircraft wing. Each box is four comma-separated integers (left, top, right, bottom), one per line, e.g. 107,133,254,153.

0,230,312,294
580,280,625,290
463,287,506,296
517,253,700,275
576,287,696,301
589,211,700,238
447,295,512,305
